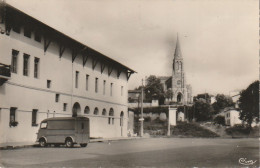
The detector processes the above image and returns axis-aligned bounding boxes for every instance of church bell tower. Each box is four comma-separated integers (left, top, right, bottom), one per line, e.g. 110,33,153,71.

172,35,187,104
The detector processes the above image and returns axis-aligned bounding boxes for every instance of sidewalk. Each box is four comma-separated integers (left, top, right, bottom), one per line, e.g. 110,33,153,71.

0,141,38,150
0,136,142,150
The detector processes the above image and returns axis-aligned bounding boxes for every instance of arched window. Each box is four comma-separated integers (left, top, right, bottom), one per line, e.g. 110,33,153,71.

108,108,114,125
102,109,107,116
72,102,81,117
94,107,99,115
84,106,90,114
109,108,114,116
179,62,182,71
176,62,179,70
177,93,182,103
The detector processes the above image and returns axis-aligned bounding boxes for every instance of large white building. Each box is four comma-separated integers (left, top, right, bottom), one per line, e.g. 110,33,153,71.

0,3,135,143
224,108,242,127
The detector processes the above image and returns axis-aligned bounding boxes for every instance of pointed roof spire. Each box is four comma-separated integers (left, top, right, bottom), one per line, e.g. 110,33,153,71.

174,33,182,59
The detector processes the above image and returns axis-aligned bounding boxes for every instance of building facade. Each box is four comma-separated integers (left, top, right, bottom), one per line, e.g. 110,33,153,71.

0,3,135,143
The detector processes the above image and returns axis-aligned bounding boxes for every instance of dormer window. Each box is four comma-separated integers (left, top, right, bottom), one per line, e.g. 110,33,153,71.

13,24,21,33
34,31,41,42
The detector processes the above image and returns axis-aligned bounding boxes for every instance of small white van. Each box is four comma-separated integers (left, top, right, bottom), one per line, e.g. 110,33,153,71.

36,117,90,148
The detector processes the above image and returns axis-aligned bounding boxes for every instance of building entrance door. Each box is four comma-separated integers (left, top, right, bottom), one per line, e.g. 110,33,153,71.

177,93,182,103
72,102,81,117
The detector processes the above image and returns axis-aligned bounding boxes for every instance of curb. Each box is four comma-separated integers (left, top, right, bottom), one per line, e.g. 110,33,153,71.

0,137,143,150
0,144,38,150
89,137,142,143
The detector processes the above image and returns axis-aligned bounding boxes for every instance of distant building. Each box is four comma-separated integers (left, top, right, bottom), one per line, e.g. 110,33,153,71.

224,108,242,126
157,35,192,104
128,90,141,103
210,96,216,104
128,90,157,108
0,3,135,143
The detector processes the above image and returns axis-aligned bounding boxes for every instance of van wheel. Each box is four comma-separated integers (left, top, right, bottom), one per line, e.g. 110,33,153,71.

80,143,88,147
65,138,74,148
39,138,46,147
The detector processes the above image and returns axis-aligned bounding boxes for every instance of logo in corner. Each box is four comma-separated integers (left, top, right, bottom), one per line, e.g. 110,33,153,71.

239,158,257,166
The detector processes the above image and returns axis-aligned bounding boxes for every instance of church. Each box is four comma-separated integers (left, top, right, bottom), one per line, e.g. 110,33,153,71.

158,35,192,104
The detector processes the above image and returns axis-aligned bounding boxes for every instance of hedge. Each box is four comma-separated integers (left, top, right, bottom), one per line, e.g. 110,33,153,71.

129,106,169,116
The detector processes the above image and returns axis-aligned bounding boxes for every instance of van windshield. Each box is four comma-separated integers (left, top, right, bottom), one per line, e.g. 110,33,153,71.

40,122,47,129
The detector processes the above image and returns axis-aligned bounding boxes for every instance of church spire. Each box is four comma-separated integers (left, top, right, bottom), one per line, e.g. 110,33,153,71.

174,34,182,59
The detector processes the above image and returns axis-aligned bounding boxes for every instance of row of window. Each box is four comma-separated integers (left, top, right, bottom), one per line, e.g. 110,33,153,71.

226,113,230,118
11,24,128,82
10,107,38,127
8,107,123,127
11,49,124,97
11,49,40,78
75,71,124,96
82,106,114,116
12,24,41,43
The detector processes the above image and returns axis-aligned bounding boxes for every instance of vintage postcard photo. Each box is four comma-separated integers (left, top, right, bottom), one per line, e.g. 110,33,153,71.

0,0,259,167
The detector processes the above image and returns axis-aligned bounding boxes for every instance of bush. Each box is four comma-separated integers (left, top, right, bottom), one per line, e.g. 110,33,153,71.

144,117,151,122
249,126,260,137
225,124,251,136
130,106,169,116
152,117,167,124
214,116,225,125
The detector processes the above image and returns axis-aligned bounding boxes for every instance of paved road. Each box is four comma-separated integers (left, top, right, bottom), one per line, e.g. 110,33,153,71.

0,138,259,167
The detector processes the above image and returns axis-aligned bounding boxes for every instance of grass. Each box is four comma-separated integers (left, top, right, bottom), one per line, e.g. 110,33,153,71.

135,116,219,138
171,122,219,138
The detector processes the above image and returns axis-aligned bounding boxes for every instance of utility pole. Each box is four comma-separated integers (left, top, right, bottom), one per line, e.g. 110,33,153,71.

193,104,195,122
140,79,144,137
167,106,170,136
193,98,197,122
184,105,186,121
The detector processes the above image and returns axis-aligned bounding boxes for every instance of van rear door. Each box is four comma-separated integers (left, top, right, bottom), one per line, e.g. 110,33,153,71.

82,119,89,142
76,119,89,143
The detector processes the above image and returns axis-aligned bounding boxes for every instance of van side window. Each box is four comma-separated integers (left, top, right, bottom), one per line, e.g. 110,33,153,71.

81,123,84,129
41,122,47,129
48,120,75,130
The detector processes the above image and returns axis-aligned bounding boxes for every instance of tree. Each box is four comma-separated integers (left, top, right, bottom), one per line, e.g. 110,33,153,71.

212,94,234,114
213,116,225,125
194,93,211,104
165,88,173,100
144,75,165,104
238,80,259,128
193,98,214,121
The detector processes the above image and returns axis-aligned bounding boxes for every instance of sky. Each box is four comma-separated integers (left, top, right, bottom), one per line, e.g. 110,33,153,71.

6,0,259,95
